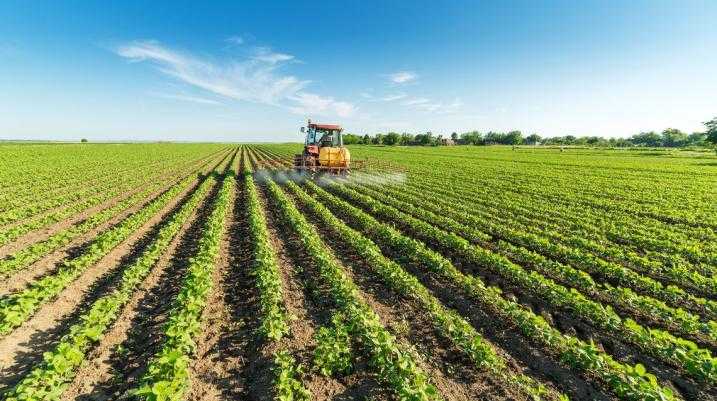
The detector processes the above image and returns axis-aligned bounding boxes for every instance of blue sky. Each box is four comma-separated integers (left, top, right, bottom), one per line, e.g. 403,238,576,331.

1,1,715,142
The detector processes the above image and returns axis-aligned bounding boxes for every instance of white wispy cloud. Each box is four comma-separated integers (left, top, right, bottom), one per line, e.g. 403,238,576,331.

115,40,354,117
226,36,245,45
381,93,407,101
361,92,407,102
402,97,463,114
402,97,430,106
252,46,294,64
150,92,222,105
388,71,418,84
289,93,356,117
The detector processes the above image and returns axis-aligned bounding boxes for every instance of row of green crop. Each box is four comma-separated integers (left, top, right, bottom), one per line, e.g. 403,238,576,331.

285,179,565,401
0,144,226,200
402,161,717,251
0,147,215,220
244,166,290,341
325,182,717,384
388,148,717,229
0,151,229,277
241,151,311,401
1,151,221,401
266,177,441,401
133,155,236,401
0,155,186,215
0,153,232,337
254,145,717,280
402,175,717,282
0,149,150,198
336,143,717,243
349,177,717,346
357,175,717,322
300,179,677,401
0,149,225,248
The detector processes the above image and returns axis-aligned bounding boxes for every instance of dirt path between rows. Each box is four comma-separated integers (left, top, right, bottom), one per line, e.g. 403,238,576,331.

184,164,241,401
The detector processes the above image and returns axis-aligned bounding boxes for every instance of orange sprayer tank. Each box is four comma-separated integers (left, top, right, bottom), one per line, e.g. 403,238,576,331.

319,147,350,168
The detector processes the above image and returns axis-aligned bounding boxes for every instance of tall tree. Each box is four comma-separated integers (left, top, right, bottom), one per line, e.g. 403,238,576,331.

525,134,542,145
661,128,688,147
383,132,401,145
705,117,717,145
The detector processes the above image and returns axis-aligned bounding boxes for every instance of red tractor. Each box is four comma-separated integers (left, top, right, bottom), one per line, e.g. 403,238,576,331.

294,119,358,175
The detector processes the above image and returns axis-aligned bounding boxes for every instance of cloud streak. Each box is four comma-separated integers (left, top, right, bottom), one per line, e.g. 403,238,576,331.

116,40,355,117
149,92,222,105
361,92,407,102
388,71,418,84
402,97,462,114
289,93,356,117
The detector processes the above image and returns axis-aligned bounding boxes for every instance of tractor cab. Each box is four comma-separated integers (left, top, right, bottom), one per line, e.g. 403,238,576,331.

295,119,351,174
302,122,344,148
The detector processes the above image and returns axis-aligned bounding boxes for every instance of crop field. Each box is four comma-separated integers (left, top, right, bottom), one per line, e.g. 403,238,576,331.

0,142,716,401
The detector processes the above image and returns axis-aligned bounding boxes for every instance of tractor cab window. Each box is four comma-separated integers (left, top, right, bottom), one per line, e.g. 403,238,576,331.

319,130,340,146
305,129,317,145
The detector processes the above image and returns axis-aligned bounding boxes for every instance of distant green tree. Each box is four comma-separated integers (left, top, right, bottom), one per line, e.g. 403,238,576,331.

80,138,88,143
483,132,502,144
503,130,523,145
460,131,483,145
687,132,706,146
630,131,662,147
343,133,363,144
383,132,401,145
586,136,608,146
372,133,384,145
362,134,371,144
705,117,717,145
661,128,688,147
451,132,459,142
525,134,541,145
458,131,483,145
400,133,414,145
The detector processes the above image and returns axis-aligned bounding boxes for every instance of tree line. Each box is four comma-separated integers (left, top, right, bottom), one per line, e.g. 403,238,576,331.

344,117,717,148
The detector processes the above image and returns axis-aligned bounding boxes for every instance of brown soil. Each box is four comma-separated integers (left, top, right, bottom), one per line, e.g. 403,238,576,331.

184,160,241,401
391,217,711,401
0,159,228,395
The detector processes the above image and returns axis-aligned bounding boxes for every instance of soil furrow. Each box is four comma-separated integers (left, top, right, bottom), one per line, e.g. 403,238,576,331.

287,187,543,401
